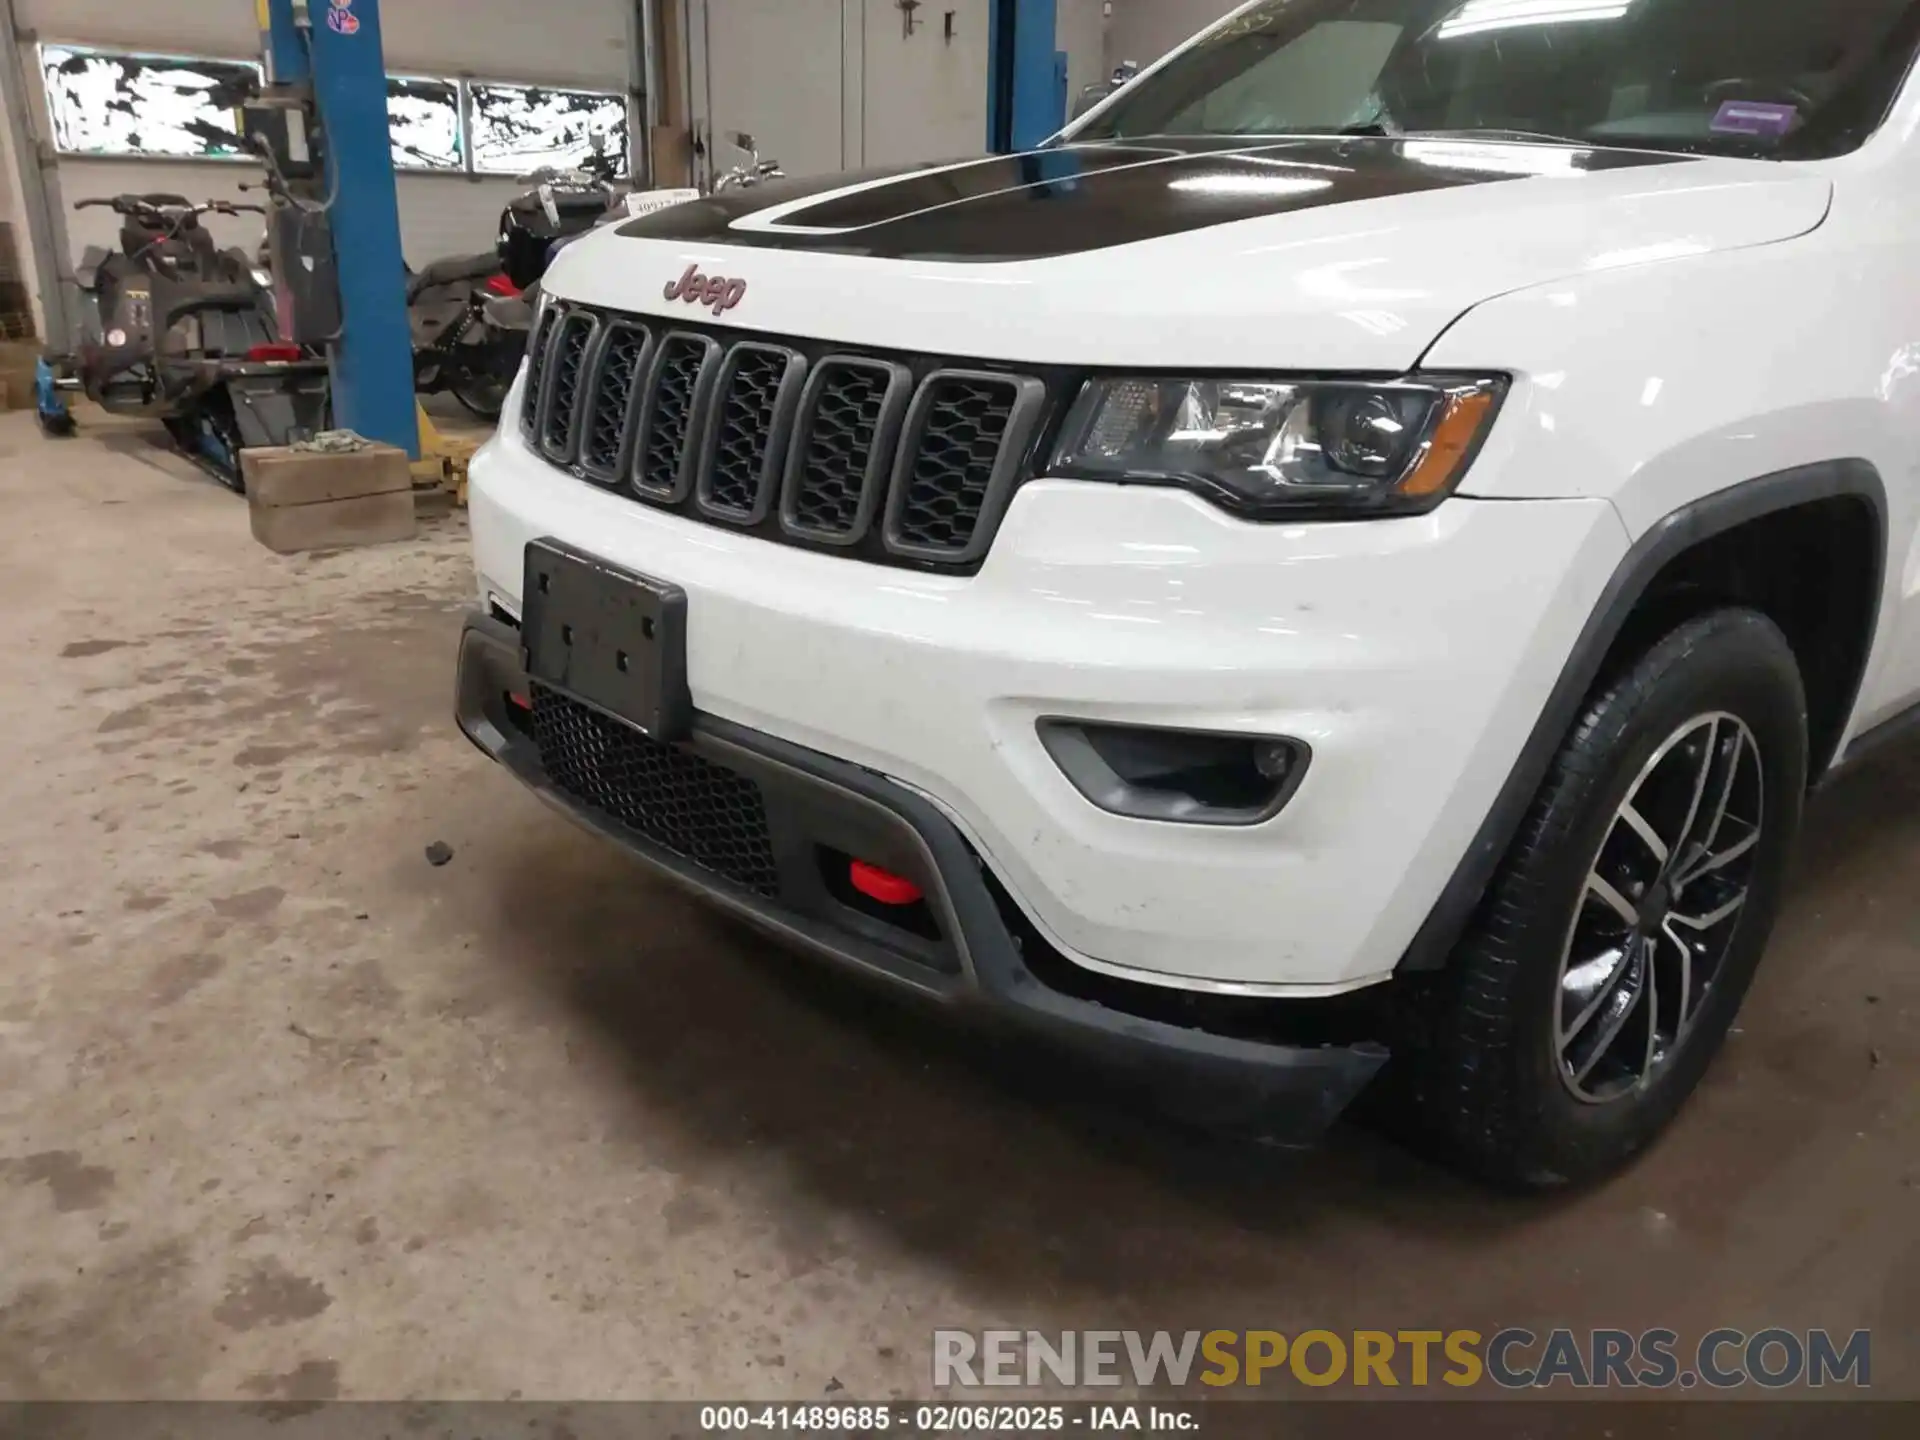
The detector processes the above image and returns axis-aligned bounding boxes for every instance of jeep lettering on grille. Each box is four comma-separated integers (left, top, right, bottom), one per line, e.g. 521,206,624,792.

664,264,748,316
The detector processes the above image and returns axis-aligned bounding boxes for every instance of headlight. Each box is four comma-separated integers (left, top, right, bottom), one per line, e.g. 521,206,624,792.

1049,375,1506,519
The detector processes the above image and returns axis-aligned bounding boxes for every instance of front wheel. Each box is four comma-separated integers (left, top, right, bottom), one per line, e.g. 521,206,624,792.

1392,608,1809,1189
450,370,509,421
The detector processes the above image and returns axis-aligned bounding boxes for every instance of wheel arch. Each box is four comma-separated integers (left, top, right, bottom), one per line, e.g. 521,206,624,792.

1398,459,1887,974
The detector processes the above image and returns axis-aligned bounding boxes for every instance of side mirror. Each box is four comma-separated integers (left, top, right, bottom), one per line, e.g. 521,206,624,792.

730,131,756,154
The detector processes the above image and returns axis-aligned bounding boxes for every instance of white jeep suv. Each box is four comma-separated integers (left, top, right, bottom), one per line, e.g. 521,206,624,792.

458,0,1920,1185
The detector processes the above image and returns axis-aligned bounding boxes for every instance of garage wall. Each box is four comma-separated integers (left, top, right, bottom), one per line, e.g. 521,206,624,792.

1056,0,1108,113
1106,0,1238,70
855,0,991,169
378,1,630,85
17,0,631,87
692,0,993,182
21,0,633,272
691,0,850,180
14,0,258,59
692,0,1107,186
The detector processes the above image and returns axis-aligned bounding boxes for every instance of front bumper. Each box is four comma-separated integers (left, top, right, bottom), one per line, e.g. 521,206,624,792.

471,414,1631,992
457,613,1387,1143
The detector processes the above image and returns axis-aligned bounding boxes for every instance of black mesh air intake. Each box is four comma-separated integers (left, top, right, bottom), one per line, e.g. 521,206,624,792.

634,333,717,501
540,311,596,463
519,304,558,440
885,372,1040,563
782,358,907,544
578,322,651,482
529,684,779,898
697,343,799,523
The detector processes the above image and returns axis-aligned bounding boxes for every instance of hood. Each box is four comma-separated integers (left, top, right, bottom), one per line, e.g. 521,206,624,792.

547,138,1833,371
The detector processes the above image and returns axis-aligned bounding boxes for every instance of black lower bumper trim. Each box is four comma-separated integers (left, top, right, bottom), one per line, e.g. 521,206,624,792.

456,610,1386,1143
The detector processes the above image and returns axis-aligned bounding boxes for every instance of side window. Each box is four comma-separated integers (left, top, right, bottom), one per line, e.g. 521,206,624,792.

1167,22,1404,134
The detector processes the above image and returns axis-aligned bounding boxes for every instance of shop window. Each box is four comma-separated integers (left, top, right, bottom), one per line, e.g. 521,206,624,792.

389,76,463,169
468,83,628,176
40,45,258,159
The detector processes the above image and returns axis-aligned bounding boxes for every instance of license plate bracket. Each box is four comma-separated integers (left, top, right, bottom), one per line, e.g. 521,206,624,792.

522,538,691,742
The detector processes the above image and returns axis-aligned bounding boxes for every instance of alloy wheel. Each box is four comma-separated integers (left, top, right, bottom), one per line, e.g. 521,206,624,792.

1553,712,1766,1104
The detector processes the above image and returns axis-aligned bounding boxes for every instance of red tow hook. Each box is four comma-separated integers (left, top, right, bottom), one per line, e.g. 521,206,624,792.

849,859,923,906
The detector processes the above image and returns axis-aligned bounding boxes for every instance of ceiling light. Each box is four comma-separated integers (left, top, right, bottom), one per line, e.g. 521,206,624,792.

1437,0,1634,40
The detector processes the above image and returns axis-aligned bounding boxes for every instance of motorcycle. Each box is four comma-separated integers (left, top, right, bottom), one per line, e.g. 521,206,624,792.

710,132,785,192
1071,60,1142,120
532,134,782,279
408,158,620,421
501,153,624,290
39,192,330,490
407,255,527,422
413,139,785,425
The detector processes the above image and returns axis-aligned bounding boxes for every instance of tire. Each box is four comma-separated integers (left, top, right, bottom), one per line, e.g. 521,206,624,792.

1390,608,1809,1189
450,370,508,422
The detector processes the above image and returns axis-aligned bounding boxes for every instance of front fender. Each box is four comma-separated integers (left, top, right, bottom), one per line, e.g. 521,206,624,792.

1423,226,1918,727
1423,229,1917,540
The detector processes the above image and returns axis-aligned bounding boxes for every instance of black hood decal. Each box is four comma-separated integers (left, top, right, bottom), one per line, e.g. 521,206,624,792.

619,138,1685,263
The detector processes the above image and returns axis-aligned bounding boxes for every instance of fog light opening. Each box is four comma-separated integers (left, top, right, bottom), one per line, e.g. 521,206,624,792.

1254,740,1295,781
1038,720,1310,825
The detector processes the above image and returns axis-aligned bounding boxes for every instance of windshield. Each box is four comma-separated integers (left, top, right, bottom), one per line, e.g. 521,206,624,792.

1071,0,1920,159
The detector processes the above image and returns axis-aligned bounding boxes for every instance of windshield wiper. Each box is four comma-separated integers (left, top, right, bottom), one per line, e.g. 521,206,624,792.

1406,127,1585,147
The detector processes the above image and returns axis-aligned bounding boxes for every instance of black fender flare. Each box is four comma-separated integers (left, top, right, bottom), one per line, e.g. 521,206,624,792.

1397,459,1888,974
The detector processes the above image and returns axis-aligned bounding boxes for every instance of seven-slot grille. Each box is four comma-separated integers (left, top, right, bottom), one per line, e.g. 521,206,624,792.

520,302,1049,569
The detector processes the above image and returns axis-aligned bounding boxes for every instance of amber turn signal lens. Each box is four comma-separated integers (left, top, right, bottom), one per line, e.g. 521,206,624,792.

1398,388,1500,498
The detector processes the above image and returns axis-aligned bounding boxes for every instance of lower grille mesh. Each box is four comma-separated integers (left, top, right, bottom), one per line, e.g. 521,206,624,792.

529,684,779,898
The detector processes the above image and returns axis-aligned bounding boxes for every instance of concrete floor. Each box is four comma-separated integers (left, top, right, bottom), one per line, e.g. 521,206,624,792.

0,411,1914,1402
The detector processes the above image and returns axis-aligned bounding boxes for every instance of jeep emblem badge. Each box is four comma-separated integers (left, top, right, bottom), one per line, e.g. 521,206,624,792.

664,263,748,317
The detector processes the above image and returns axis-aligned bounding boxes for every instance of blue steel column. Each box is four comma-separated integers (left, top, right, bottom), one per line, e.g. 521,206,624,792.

262,0,308,83
987,0,1062,154
283,0,419,457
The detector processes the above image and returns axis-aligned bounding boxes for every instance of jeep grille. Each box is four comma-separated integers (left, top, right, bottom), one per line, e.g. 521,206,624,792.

517,303,1055,571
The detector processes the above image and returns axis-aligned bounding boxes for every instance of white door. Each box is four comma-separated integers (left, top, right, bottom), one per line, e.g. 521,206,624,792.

687,0,854,184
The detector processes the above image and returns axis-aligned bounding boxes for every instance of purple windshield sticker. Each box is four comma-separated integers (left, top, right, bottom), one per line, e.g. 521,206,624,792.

1711,100,1799,138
